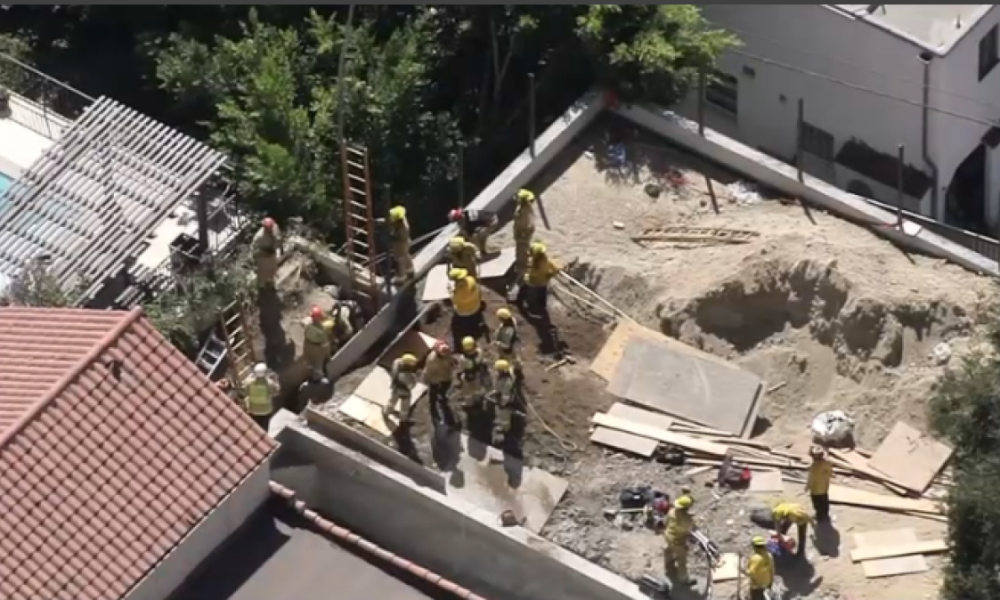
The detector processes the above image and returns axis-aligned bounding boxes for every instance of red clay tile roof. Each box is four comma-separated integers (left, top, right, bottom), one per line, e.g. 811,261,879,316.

0,307,277,600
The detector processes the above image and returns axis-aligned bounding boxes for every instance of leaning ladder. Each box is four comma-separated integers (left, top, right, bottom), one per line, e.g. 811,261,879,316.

220,300,257,386
340,144,382,310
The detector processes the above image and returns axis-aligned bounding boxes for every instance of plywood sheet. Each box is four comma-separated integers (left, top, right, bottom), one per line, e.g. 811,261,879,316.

608,337,762,436
421,264,451,302
338,395,375,423
712,553,740,582
379,330,439,369
607,402,675,431
829,484,942,515
353,366,427,408
869,422,953,494
850,539,947,562
854,529,928,579
592,413,729,456
589,427,658,457
478,247,517,279
445,435,569,533
748,469,784,493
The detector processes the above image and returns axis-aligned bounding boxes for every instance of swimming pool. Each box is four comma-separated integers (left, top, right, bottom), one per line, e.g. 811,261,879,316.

0,172,11,195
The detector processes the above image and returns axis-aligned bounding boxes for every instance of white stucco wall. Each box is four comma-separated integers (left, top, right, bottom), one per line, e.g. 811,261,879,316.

122,457,273,600
928,6,1000,227
679,5,937,213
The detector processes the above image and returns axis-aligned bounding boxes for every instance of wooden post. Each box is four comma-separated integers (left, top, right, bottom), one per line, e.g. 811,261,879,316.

528,73,537,158
796,99,804,183
698,69,707,137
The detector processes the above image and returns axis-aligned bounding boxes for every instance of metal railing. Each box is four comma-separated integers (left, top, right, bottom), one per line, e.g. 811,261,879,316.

0,50,95,140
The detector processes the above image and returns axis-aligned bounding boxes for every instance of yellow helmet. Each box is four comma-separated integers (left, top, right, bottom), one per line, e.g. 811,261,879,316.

530,242,547,257
461,336,477,352
495,359,511,372
516,189,536,203
449,268,468,281
674,496,693,510
400,353,418,368
751,535,766,548
388,206,406,221
496,307,512,321
449,236,466,250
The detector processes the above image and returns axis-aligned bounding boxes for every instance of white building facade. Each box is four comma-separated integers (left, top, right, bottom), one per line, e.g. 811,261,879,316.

678,5,1000,235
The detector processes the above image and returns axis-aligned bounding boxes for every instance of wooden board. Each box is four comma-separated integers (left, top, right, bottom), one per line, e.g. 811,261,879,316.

592,413,729,457
828,484,942,515
869,421,953,494
353,366,427,408
338,395,375,423
711,553,740,583
379,330,439,369
478,247,517,279
421,264,451,302
589,427,658,457
338,394,398,437
748,469,784,493
854,529,929,579
608,402,675,431
850,539,948,562
827,449,909,496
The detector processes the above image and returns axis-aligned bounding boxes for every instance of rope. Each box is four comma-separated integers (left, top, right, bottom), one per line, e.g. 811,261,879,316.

524,397,580,459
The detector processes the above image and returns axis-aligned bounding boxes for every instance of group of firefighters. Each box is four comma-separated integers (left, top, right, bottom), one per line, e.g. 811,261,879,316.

663,445,835,597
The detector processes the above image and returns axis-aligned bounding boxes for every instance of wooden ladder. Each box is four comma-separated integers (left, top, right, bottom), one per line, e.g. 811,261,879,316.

341,144,382,310
220,300,256,386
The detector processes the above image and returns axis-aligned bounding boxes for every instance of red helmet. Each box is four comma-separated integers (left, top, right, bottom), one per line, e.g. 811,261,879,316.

448,208,463,222
262,217,275,229
434,341,451,354
310,306,324,321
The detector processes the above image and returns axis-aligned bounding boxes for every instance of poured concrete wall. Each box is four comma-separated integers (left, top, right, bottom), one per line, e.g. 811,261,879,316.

614,103,999,276
325,91,606,380
271,420,647,600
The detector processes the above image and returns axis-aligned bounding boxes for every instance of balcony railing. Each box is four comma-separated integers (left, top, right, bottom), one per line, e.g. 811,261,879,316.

0,49,95,140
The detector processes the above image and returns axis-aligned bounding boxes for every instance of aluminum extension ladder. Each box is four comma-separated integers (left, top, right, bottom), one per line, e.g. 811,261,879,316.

340,144,382,311
193,301,257,385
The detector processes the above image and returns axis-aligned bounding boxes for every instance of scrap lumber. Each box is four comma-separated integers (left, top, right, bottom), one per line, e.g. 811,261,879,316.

591,413,729,457
849,539,948,562
590,427,658,458
827,449,910,497
828,484,942,516
608,402,675,431
854,529,929,579
868,422,954,494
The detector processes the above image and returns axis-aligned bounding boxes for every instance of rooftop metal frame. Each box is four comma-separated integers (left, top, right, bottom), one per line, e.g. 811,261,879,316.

0,96,228,304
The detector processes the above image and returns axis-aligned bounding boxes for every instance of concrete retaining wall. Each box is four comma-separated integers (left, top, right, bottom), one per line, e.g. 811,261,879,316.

614,104,999,276
324,91,605,380
271,420,647,600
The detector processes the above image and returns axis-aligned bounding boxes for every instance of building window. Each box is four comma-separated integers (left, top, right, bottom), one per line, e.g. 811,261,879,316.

978,25,999,81
705,71,738,116
800,121,835,162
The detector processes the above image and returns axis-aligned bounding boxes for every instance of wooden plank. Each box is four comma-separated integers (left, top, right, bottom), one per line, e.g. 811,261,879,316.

829,484,942,515
591,320,645,381
590,427,658,457
850,539,948,562
338,395,375,423
683,465,713,477
608,402,675,431
378,330,438,369
712,553,740,582
748,469,784,493
478,247,517,279
827,449,910,496
592,413,729,456
854,529,929,579
421,264,451,302
353,366,427,408
869,422,954,494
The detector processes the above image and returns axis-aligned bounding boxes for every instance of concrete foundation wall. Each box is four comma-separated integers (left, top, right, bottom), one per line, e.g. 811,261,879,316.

615,103,999,276
324,92,605,380
124,458,273,600
272,421,647,600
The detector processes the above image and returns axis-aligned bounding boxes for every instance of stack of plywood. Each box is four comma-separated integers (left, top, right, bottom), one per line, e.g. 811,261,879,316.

851,528,947,578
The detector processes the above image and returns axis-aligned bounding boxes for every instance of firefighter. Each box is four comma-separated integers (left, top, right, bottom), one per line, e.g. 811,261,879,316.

512,189,536,282
521,242,561,319
422,341,457,427
302,306,332,382
324,298,357,349
385,205,413,285
244,363,278,431
448,207,499,255
744,536,776,600
448,267,488,349
663,495,697,587
493,307,522,376
385,353,419,424
252,217,282,288
772,501,814,558
806,445,834,524
447,236,480,278
298,370,333,409
490,359,519,445
457,336,490,411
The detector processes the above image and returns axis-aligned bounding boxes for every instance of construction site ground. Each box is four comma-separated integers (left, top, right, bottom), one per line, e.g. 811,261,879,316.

263,116,995,600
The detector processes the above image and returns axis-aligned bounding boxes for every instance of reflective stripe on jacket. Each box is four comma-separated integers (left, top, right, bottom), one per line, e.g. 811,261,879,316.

246,380,274,416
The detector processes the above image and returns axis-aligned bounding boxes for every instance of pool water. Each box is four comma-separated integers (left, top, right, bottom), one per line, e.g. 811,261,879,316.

0,173,11,195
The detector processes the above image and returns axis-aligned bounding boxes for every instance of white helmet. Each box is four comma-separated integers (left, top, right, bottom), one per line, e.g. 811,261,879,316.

253,363,268,378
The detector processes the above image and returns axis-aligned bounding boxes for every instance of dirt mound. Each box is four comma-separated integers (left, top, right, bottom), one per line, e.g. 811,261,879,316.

659,256,973,375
